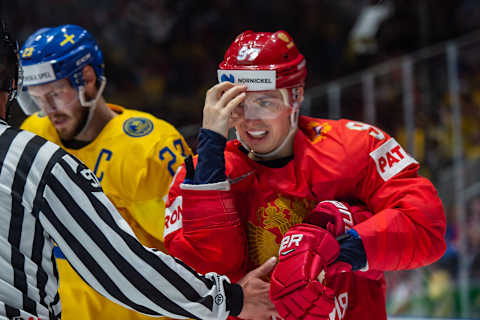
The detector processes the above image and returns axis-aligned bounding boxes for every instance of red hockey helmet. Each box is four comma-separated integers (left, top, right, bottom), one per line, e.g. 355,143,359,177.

218,30,306,91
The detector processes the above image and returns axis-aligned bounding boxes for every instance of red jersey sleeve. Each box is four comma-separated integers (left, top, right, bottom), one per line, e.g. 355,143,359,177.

164,164,247,282
340,120,446,271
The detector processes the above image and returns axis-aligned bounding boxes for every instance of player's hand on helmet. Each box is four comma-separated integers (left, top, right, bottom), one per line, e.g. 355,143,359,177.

237,257,279,320
202,82,247,138
270,224,340,320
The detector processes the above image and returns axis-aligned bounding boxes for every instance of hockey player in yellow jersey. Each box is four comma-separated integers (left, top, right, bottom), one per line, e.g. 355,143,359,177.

18,24,192,319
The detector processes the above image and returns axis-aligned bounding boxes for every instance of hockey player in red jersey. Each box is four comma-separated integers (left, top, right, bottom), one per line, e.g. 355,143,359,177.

164,30,447,320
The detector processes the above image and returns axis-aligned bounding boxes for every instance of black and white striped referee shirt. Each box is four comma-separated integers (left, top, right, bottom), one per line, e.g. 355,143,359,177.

0,120,242,320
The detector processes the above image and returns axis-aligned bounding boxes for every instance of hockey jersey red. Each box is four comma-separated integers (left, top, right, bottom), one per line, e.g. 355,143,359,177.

164,116,446,320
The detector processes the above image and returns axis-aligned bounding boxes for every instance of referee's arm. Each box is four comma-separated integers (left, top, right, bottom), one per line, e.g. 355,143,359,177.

38,153,242,320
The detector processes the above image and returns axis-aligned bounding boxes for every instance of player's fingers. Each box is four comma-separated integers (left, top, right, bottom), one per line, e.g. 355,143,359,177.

222,91,246,116
205,82,236,105
218,84,247,109
249,257,277,278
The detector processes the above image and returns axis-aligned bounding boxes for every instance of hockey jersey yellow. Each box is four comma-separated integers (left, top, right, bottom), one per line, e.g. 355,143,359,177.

21,104,192,319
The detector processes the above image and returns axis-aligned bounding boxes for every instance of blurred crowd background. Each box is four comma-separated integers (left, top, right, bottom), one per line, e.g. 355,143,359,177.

3,0,480,318
5,0,477,131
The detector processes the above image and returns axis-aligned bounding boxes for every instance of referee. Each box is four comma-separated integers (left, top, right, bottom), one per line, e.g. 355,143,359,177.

0,23,278,320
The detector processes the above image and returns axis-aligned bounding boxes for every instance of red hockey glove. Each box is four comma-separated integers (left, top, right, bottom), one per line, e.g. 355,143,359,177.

305,200,373,237
305,201,372,272
270,224,340,320
304,200,354,237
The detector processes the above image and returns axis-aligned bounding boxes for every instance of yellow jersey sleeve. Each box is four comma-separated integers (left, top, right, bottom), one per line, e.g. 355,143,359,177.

115,118,193,247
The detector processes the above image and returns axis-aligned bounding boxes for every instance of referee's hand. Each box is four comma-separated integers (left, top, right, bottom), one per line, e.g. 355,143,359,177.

237,257,279,320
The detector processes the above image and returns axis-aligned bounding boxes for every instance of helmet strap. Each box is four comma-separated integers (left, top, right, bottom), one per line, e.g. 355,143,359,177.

75,76,107,137
78,76,106,107
239,125,297,161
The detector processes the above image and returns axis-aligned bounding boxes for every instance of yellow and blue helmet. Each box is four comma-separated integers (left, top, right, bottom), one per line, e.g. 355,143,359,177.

19,24,104,89
17,24,106,115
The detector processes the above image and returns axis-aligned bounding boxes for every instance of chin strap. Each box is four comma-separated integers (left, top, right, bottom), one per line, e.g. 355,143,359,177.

240,123,297,161
75,76,107,137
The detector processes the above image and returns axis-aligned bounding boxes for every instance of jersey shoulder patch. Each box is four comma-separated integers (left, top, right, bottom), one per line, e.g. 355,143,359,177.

304,120,332,144
122,117,154,137
369,138,418,181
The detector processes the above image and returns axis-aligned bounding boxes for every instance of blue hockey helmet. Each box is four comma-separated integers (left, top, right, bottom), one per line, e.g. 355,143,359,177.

17,25,107,116
19,24,104,89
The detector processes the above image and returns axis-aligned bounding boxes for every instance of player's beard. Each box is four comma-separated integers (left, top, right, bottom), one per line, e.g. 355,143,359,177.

56,107,89,141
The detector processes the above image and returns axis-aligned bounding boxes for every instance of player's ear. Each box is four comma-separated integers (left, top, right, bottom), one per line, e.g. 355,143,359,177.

82,65,97,96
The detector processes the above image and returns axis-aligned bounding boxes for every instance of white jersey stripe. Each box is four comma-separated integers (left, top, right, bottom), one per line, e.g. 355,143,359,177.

0,124,240,319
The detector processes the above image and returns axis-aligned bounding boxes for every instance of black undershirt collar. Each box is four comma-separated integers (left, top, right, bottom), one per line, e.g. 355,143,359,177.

61,138,93,149
239,145,293,168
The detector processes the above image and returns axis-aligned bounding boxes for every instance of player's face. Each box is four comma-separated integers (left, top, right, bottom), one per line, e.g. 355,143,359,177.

234,90,292,154
28,79,88,140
